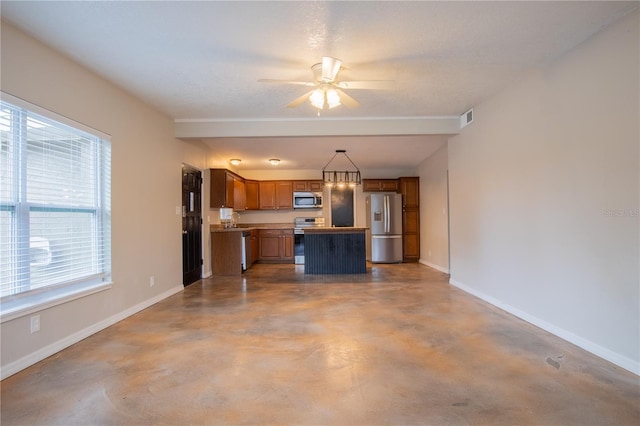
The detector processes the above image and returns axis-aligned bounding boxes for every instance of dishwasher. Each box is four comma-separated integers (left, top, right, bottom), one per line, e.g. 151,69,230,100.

241,230,250,271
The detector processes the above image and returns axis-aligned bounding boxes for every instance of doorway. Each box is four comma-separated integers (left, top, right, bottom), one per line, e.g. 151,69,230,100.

182,165,202,286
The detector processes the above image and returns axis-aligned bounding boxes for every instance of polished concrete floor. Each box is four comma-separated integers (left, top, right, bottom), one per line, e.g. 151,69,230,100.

1,263,639,425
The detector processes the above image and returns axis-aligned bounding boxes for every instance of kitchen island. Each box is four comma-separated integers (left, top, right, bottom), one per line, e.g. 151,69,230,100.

303,227,367,274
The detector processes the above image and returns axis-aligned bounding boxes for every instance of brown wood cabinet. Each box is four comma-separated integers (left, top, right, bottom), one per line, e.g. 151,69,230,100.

257,229,294,263
211,231,243,276
363,178,399,192
210,169,245,210
399,177,420,262
245,180,259,210
248,229,259,266
259,181,293,210
293,180,324,192
233,178,246,211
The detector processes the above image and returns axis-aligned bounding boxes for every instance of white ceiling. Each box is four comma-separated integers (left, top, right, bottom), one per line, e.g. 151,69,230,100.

1,1,636,170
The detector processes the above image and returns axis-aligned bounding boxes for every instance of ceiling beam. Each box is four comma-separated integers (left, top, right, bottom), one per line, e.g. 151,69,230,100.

175,117,461,139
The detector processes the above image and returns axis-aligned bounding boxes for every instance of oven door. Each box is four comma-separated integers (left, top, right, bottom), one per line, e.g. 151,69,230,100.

294,231,305,264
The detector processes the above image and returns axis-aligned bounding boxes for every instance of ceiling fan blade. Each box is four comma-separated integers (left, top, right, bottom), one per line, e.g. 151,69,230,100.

258,79,316,87
286,90,315,108
336,80,394,90
334,88,360,108
322,56,343,82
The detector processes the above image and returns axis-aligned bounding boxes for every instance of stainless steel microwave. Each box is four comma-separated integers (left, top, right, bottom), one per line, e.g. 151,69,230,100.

293,191,323,209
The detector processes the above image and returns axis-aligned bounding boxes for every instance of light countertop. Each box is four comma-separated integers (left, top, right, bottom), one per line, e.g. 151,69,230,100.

303,227,368,232
210,223,294,233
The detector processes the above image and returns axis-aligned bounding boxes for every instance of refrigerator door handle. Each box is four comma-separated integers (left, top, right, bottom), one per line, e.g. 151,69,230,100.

384,195,389,233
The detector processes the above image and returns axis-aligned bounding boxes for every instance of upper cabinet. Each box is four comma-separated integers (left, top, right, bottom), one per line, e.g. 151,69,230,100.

399,176,419,208
233,177,246,211
362,179,399,192
245,180,260,210
258,180,293,210
293,180,324,192
211,169,245,209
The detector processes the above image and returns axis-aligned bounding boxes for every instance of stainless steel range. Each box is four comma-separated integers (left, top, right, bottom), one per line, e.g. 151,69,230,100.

294,217,325,264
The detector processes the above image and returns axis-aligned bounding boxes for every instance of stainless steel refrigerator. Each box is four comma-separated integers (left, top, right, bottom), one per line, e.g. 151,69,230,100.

366,193,403,263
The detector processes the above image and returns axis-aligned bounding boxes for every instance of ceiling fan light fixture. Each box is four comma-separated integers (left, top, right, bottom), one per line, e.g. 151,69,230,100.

309,89,325,109
326,88,341,109
309,87,342,110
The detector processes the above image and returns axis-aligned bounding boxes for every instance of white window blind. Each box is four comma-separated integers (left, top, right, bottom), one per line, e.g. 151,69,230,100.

0,98,111,300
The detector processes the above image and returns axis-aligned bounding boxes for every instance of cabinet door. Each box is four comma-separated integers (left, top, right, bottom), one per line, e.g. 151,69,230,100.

259,181,277,209
282,231,294,260
362,179,381,192
233,178,246,211
400,177,419,208
250,231,259,265
292,180,323,192
380,179,399,192
258,232,282,260
225,173,235,208
402,209,420,261
210,169,229,208
245,180,259,210
400,177,420,262
276,181,293,209
293,181,308,191
363,179,399,192
308,180,324,191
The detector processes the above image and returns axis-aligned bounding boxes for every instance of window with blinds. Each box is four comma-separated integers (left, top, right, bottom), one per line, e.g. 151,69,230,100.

0,98,111,301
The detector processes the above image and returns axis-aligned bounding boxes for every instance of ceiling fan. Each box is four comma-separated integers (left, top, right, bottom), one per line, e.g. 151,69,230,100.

258,56,392,110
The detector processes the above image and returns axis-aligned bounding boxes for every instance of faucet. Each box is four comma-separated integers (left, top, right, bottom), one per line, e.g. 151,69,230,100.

232,212,240,228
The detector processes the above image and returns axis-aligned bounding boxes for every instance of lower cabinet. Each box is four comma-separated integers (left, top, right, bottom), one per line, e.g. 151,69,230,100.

249,229,259,265
211,231,244,276
402,209,420,262
257,229,294,263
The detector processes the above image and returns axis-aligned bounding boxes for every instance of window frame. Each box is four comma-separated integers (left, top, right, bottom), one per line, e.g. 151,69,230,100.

0,93,112,323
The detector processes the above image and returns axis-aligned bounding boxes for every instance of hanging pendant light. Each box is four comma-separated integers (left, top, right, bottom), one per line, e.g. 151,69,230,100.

322,149,361,188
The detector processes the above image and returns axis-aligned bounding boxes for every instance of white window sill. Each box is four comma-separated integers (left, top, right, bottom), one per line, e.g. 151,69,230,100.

0,281,113,323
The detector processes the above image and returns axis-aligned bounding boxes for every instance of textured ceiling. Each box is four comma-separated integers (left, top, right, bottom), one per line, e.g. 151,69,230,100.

1,1,636,170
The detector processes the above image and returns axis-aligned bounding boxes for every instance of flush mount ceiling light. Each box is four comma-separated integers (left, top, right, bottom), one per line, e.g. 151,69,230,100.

258,56,393,113
229,159,241,166
269,158,280,166
322,149,361,188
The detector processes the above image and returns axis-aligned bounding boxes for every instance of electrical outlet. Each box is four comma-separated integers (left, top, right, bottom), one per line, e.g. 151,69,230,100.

30,315,40,333
149,276,155,287
428,250,432,257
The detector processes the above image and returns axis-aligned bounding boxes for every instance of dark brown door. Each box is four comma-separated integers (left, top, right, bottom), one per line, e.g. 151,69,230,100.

182,165,202,286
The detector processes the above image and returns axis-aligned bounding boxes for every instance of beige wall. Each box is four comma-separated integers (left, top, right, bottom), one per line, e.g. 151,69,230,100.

0,21,208,377
417,144,449,272
448,11,639,373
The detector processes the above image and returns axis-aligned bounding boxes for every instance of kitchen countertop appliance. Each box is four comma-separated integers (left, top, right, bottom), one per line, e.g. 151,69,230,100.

294,217,325,264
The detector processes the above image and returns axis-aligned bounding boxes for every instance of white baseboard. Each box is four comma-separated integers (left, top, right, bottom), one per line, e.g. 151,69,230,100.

449,278,639,376
1,285,184,380
419,259,450,274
